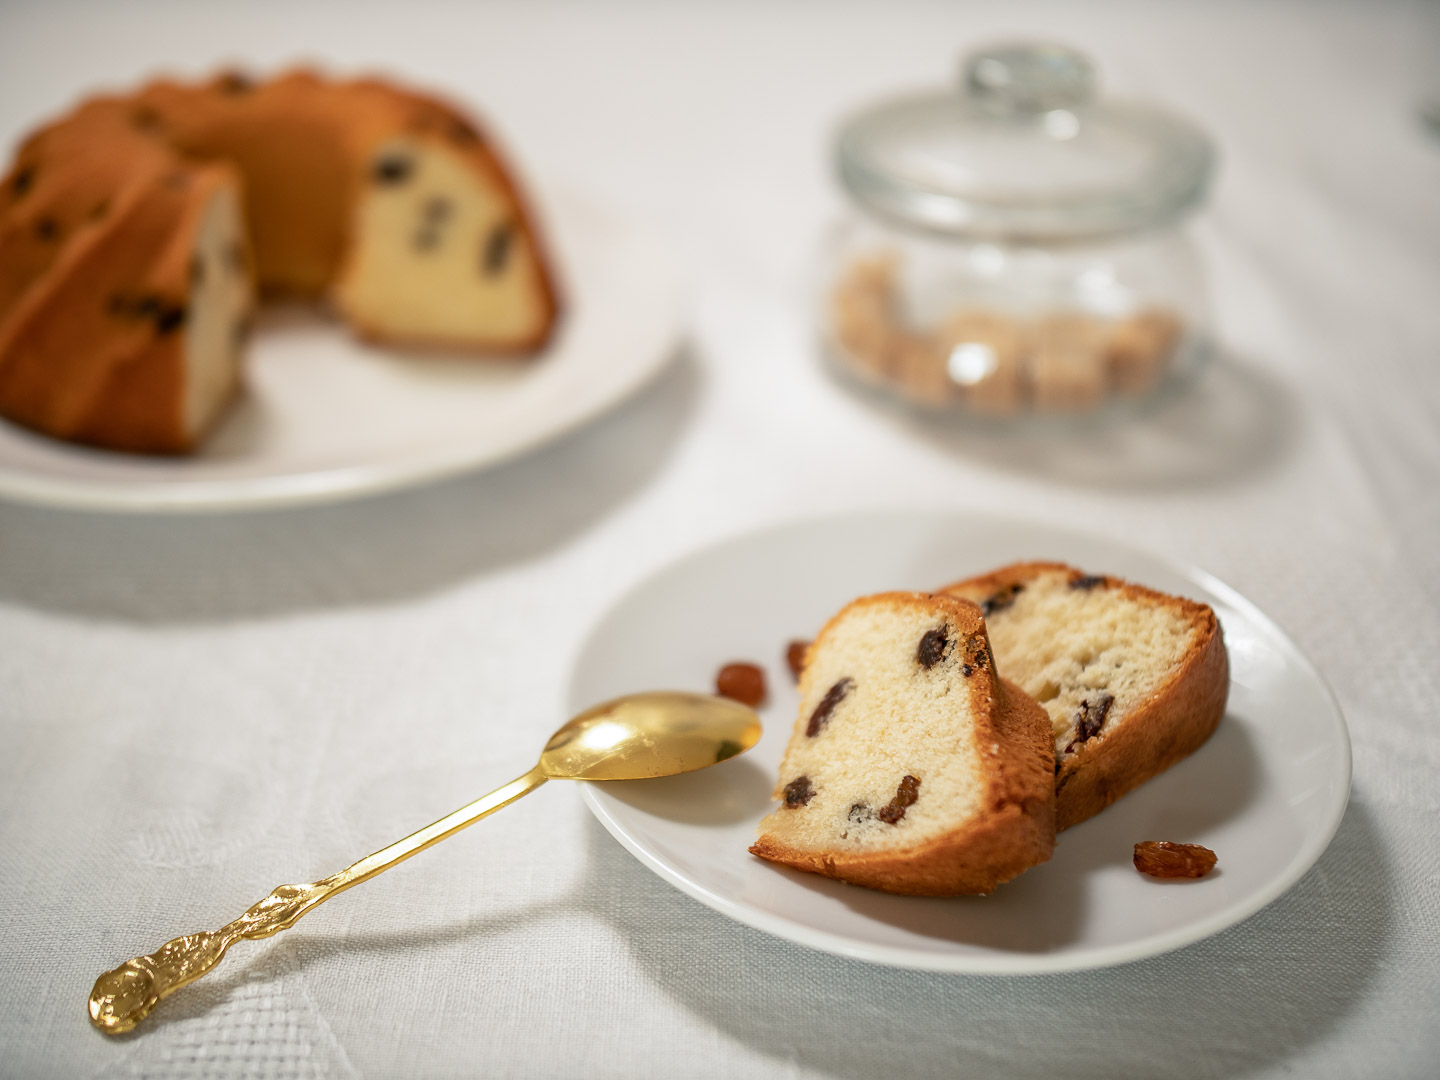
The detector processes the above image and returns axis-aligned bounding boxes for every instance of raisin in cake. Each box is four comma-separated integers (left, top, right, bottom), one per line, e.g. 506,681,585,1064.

750,592,1055,896
0,69,559,453
942,562,1228,831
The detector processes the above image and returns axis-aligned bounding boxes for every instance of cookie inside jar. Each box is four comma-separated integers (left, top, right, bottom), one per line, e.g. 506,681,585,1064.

822,41,1215,420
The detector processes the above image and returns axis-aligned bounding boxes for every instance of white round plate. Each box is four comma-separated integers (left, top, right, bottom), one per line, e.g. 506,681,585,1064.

0,186,679,513
570,511,1351,973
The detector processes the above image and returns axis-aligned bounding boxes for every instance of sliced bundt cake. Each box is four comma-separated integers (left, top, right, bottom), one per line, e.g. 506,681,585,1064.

0,69,560,453
750,592,1055,896
942,562,1228,831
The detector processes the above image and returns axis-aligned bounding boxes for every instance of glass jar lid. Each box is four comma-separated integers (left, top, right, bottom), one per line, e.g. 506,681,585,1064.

835,42,1216,242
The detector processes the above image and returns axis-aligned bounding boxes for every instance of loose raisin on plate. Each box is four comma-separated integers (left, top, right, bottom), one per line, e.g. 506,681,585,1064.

1133,841,1217,879
715,662,766,708
785,640,809,681
805,677,854,737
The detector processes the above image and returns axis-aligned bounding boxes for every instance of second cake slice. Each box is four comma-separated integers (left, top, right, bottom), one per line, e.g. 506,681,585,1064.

750,592,1055,895
942,562,1228,831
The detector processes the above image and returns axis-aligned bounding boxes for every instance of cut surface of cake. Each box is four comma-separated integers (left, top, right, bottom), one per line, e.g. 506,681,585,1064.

750,592,1055,896
942,562,1228,831
0,69,560,453
334,130,554,350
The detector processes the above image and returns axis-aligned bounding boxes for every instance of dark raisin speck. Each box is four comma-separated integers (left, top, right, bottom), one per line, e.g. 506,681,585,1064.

1064,692,1115,754
12,167,35,198
448,118,480,145
155,305,187,335
107,294,163,320
805,677,854,737
783,776,814,808
1070,574,1107,591
131,105,162,132
34,217,58,242
848,803,873,824
878,775,921,824
482,221,515,276
216,72,254,94
715,662,766,708
972,637,990,667
916,627,949,669
981,583,1024,617
372,155,415,185
961,663,973,678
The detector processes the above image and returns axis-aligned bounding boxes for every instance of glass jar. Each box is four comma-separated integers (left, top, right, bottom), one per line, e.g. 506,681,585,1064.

820,42,1217,419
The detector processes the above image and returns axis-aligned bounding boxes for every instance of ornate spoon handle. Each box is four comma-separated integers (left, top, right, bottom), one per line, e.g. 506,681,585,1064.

89,765,548,1033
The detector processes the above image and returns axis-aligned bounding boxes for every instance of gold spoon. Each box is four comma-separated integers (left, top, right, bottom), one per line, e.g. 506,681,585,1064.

88,691,761,1034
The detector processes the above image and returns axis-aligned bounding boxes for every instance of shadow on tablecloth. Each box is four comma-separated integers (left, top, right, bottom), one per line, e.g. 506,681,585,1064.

0,345,700,626
582,798,1391,1080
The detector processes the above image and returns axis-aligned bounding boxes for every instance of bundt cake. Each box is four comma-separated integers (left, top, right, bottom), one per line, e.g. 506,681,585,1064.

750,592,1055,896
0,70,560,453
941,562,1228,831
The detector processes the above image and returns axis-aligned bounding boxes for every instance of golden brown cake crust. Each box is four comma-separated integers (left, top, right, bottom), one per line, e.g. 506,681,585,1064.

749,592,1056,896
940,562,1229,831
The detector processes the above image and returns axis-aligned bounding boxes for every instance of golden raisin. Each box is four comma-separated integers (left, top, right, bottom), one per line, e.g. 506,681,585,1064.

1133,841,1217,879
716,662,766,708
785,640,810,681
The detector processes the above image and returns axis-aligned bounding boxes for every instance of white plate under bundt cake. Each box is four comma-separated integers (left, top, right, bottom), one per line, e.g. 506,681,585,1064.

0,69,560,454
750,591,1056,895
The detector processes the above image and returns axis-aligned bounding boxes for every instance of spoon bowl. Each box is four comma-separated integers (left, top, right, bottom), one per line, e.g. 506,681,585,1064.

541,691,762,781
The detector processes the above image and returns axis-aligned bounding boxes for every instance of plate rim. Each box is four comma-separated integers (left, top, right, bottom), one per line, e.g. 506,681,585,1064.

0,187,681,515
575,508,1354,974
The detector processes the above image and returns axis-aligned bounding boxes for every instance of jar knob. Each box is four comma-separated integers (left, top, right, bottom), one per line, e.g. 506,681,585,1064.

962,43,1097,113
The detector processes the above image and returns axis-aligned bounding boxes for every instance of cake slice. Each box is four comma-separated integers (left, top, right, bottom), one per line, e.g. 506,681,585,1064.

329,81,559,353
942,562,1228,831
750,592,1055,896
0,131,252,453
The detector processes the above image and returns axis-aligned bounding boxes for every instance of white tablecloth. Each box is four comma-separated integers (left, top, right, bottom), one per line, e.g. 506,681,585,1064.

2,2,1437,1077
